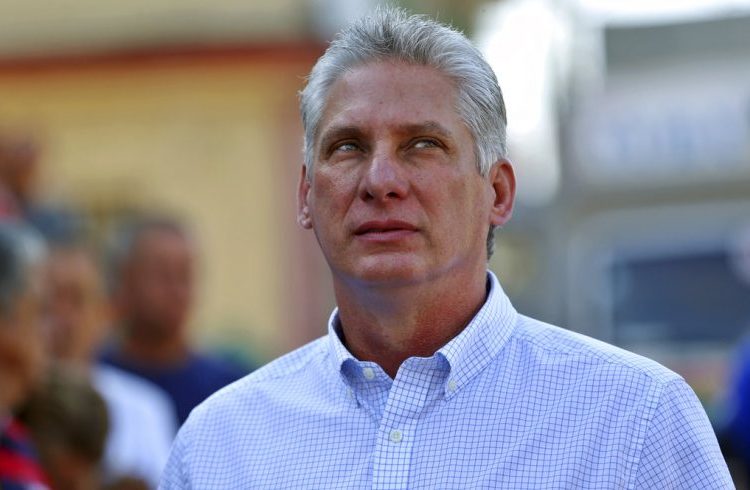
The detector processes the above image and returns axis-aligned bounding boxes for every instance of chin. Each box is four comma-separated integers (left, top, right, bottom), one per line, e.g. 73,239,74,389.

346,255,431,288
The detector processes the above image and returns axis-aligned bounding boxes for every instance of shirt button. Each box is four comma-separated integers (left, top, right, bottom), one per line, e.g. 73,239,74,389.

363,367,375,380
447,379,457,393
389,429,403,443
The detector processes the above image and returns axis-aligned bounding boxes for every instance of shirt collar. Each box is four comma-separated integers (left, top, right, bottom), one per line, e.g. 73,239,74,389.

436,271,517,396
327,308,357,372
326,271,518,396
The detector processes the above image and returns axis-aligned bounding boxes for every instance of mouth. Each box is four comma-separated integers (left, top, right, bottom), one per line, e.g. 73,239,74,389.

354,220,419,240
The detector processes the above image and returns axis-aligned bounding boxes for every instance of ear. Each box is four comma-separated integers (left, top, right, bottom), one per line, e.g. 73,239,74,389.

488,159,516,227
297,165,313,229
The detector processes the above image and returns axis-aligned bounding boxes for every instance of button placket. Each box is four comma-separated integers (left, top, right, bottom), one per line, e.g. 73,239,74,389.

372,359,440,490
373,422,414,490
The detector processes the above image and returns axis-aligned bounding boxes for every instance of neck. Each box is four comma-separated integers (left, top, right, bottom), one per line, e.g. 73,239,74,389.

119,328,190,366
334,266,488,378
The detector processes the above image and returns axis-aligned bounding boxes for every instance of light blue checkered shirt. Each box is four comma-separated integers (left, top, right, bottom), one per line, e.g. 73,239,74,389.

160,272,732,489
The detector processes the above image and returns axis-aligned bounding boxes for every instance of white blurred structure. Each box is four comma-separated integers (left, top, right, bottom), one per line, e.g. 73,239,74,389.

475,0,573,207
475,0,750,205
578,0,750,26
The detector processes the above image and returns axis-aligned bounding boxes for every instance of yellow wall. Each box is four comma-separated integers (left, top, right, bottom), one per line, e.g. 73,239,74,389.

0,48,333,360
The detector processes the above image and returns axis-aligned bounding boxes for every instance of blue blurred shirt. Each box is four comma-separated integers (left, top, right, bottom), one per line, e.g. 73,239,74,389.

721,337,750,464
160,272,732,489
101,349,246,425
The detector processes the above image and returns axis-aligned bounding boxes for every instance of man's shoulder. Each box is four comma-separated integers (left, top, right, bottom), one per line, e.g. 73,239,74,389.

93,365,176,486
93,364,176,418
93,363,172,407
511,314,682,386
243,335,330,383
186,335,330,419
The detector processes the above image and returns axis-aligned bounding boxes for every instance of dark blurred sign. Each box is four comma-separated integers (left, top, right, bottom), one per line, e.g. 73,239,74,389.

611,246,750,345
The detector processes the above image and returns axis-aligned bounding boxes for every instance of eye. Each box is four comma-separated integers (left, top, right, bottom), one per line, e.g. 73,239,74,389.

332,141,361,153
412,138,441,150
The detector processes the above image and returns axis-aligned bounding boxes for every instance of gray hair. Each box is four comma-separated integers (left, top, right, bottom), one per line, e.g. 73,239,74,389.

299,7,508,257
0,222,46,316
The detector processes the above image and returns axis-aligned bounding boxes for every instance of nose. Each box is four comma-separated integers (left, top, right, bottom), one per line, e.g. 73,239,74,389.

359,151,409,203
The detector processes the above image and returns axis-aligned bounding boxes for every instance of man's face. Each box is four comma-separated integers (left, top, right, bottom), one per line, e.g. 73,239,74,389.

0,266,47,410
46,250,107,363
298,61,513,289
119,229,194,340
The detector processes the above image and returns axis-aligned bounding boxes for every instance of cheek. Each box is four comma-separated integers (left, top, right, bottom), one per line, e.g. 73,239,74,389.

310,171,358,217
8,336,44,387
439,178,490,235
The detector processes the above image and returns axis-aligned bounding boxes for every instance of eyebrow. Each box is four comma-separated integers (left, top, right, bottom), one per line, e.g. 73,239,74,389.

318,121,454,151
397,121,453,139
318,126,365,155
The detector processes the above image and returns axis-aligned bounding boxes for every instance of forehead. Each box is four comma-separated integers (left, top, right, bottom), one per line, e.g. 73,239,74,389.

120,230,190,275
318,61,464,138
132,228,190,255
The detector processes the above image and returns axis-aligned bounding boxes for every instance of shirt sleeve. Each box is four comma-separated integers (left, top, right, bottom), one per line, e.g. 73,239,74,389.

159,426,191,490
635,378,734,488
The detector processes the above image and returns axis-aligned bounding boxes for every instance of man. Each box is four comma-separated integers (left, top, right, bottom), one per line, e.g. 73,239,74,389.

46,243,176,489
0,131,75,241
0,222,50,489
0,131,38,219
101,217,245,425
19,365,110,490
161,8,732,488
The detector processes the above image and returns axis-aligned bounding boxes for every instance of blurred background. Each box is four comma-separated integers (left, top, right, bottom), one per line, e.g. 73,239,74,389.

1,0,749,484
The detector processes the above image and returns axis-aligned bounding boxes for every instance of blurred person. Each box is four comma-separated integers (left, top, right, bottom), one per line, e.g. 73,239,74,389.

161,8,732,488
0,221,50,489
720,337,750,485
46,243,176,489
18,365,109,490
101,216,246,425
0,129,83,242
716,231,750,484
0,131,38,219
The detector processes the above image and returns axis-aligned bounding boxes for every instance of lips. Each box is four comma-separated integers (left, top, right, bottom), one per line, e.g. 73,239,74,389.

354,220,418,237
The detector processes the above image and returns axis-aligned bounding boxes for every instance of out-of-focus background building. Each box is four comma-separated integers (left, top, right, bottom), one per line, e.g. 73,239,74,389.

474,0,750,483
1,0,749,478
479,0,750,409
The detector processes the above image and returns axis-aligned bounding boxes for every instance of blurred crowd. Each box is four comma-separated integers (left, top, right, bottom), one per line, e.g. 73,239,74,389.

1,121,749,488
0,130,249,489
